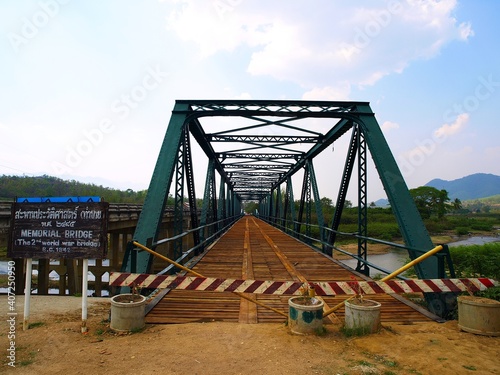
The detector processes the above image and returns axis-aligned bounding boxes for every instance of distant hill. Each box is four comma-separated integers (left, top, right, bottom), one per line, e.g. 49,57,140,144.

374,198,390,207
0,175,147,203
425,173,500,200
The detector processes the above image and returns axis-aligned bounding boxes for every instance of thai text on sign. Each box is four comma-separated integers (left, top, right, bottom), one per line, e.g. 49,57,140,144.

8,202,109,259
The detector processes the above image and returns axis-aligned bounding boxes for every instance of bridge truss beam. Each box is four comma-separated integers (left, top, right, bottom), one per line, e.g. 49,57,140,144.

121,99,449,314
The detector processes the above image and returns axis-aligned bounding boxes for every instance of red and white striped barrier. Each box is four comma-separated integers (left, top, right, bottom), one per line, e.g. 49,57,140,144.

110,272,497,295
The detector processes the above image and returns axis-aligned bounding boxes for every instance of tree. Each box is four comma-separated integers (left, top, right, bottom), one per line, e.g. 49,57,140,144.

244,201,259,214
452,198,462,211
320,197,333,208
409,186,450,219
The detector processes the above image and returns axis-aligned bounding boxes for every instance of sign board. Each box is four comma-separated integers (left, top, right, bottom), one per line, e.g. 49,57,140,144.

8,201,109,259
17,196,101,203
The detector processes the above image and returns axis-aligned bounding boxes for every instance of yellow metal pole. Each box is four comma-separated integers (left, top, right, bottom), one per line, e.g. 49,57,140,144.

132,241,204,277
132,241,289,318
380,245,443,282
322,245,444,318
322,295,355,318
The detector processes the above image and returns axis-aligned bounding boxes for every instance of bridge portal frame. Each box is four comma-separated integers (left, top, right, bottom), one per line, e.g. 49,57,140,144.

121,100,439,283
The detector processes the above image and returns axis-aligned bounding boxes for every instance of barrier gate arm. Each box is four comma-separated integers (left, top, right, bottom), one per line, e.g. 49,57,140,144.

110,272,497,296
115,242,498,319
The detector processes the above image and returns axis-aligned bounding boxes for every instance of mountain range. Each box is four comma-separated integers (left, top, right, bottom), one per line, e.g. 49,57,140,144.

425,173,500,201
374,173,500,206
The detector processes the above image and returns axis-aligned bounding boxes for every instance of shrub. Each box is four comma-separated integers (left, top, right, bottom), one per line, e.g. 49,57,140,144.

469,221,493,231
455,227,470,236
424,219,447,234
449,242,500,280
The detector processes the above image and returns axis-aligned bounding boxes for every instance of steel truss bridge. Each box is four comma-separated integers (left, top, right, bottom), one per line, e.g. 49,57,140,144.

121,100,456,317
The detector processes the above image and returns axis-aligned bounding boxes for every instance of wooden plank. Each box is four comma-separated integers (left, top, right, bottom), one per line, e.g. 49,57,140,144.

146,217,437,324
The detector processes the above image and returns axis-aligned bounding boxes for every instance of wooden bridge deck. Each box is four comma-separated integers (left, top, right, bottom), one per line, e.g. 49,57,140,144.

146,216,437,324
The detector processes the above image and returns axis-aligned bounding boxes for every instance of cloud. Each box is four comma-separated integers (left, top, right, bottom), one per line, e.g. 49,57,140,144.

381,121,400,132
434,112,469,138
397,112,470,179
164,0,473,95
234,92,252,99
302,84,351,101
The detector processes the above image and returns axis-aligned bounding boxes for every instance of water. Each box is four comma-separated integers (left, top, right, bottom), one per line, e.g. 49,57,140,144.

0,259,110,281
339,250,408,278
0,259,110,295
447,235,499,247
339,235,500,277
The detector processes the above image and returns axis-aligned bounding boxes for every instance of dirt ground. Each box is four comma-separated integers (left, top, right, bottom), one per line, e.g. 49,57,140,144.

0,295,498,375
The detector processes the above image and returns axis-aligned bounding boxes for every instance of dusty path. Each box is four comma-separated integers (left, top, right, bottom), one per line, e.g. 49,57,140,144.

0,295,499,374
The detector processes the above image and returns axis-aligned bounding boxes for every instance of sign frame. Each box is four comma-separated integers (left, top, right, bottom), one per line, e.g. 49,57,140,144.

8,201,109,259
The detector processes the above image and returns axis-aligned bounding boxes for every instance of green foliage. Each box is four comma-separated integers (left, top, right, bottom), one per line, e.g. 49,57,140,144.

476,286,500,301
469,221,494,231
244,201,259,214
449,242,500,280
341,325,374,337
455,227,470,236
409,186,450,219
423,219,448,234
0,175,147,203
463,365,477,371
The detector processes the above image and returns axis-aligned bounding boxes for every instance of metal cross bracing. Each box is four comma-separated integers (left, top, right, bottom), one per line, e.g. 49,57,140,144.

120,99,456,317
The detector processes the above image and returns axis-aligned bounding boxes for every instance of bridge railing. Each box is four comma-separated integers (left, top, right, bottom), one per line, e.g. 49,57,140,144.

152,213,243,276
258,215,455,279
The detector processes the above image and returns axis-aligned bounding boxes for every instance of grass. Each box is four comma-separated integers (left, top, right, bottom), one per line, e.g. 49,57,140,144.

15,346,37,367
28,322,45,329
463,365,477,371
346,352,404,375
341,325,374,337
0,245,7,260
356,360,375,367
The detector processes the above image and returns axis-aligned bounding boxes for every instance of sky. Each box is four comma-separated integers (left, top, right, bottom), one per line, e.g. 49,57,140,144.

1,0,499,203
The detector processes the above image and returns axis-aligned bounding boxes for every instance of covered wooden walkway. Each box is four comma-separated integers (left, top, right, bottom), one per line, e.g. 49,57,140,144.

146,217,437,324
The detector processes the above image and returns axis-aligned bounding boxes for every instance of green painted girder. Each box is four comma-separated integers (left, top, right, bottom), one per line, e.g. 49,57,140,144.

208,135,320,143
328,126,359,250
181,99,365,115
356,128,368,275
308,161,326,244
217,178,226,232
284,176,295,233
219,153,304,160
224,165,290,171
224,160,293,166
200,159,218,242
355,105,436,278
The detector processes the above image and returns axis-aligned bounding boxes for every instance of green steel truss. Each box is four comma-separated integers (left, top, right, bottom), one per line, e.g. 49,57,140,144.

122,100,451,313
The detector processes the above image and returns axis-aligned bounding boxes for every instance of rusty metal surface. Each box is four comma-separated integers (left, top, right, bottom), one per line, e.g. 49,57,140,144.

146,217,436,324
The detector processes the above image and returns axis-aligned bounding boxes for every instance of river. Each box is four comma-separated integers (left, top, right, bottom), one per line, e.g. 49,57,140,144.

339,235,500,277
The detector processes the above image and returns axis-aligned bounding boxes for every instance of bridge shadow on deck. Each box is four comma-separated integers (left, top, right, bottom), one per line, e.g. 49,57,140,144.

146,217,438,324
